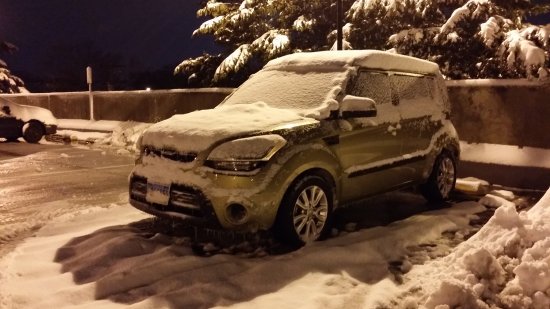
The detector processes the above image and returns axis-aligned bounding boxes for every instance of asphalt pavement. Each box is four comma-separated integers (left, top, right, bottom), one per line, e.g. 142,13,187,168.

0,141,134,257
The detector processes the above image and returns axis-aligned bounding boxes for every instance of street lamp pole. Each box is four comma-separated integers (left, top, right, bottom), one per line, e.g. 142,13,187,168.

336,0,343,50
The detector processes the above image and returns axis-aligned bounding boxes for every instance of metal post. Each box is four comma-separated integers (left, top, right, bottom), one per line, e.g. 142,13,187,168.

86,66,94,121
337,0,343,50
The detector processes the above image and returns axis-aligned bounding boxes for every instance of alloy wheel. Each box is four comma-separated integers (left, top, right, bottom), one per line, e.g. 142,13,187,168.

292,185,329,243
437,156,455,198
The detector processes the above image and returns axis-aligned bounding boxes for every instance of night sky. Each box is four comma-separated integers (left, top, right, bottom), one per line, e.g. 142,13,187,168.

1,1,548,91
0,0,217,86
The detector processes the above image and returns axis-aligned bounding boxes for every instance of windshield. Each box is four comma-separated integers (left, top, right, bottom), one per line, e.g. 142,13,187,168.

221,68,350,116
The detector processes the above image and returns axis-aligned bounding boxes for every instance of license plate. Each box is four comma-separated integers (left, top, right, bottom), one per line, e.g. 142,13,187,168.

146,181,170,205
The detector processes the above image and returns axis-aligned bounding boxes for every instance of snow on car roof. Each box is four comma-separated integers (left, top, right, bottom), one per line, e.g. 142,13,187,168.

264,50,440,75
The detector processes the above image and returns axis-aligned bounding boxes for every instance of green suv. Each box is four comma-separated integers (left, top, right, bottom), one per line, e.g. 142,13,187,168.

129,50,459,246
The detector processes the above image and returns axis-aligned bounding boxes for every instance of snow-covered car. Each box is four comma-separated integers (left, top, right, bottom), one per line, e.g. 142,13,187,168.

0,101,58,143
129,50,460,246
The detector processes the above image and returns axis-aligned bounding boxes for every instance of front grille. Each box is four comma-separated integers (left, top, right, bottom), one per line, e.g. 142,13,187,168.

144,146,197,163
169,186,204,217
129,176,214,219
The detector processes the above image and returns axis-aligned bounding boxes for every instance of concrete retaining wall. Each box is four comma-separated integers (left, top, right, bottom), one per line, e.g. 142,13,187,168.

2,81,548,189
0,88,233,123
447,80,550,149
2,81,548,149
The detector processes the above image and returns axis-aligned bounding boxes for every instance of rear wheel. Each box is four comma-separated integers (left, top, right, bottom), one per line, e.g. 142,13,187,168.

23,121,45,143
275,175,333,247
421,151,456,202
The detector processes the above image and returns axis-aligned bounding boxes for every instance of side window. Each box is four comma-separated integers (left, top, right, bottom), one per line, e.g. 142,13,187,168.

390,75,433,105
349,71,391,105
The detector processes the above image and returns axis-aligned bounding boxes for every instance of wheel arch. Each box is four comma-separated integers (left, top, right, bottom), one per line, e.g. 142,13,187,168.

25,119,46,131
276,167,338,218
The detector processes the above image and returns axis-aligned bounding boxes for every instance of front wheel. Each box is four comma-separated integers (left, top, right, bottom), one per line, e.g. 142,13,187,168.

275,175,333,247
421,151,456,202
23,121,45,144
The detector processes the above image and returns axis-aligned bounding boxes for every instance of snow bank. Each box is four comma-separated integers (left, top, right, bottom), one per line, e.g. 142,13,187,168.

95,121,151,152
392,188,550,309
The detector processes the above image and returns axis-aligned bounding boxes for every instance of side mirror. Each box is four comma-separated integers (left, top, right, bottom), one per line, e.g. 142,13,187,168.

340,95,377,118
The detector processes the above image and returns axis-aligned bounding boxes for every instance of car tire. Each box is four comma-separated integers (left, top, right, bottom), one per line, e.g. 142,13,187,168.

275,174,334,247
421,151,456,203
22,121,45,144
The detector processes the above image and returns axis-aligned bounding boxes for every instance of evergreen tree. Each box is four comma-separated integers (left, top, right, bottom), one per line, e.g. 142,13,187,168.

0,41,25,93
178,0,550,85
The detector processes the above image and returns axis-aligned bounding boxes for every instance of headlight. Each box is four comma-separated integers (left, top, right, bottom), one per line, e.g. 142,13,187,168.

206,134,287,172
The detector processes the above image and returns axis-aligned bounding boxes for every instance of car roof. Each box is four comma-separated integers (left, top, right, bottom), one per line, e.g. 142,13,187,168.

264,50,440,75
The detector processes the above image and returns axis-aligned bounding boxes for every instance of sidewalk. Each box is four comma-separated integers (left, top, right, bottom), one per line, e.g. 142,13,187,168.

46,119,120,144
57,119,125,133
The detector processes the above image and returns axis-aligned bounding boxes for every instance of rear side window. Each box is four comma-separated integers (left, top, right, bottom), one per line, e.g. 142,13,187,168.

390,75,433,105
349,71,391,105
390,74,444,119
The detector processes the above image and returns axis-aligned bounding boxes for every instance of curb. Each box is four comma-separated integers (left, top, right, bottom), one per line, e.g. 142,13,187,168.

46,133,100,145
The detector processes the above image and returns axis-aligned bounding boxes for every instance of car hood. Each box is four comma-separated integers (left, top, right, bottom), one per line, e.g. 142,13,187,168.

140,102,319,153
4,102,58,126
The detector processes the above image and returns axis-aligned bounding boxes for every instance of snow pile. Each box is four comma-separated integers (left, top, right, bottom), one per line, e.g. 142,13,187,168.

397,189,550,309
96,121,151,152
456,177,490,194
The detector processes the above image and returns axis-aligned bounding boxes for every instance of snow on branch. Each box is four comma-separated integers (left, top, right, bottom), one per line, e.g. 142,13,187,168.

293,15,315,31
197,1,234,17
440,0,492,34
194,16,225,36
500,28,547,78
214,44,252,81
479,16,513,47
251,30,290,58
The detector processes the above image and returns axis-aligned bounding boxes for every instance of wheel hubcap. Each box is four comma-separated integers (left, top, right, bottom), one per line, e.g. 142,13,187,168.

292,185,328,243
437,157,455,198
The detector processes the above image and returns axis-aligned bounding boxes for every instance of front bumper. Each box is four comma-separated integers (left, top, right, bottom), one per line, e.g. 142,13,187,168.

45,124,57,135
128,170,284,232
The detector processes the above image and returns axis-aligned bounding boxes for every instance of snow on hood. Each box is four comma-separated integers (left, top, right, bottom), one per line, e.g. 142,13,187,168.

140,102,316,153
2,101,57,125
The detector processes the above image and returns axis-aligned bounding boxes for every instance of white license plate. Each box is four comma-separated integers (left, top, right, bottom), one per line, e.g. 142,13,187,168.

146,181,170,205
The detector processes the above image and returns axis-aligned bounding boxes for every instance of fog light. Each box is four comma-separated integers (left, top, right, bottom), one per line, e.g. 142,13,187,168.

226,203,248,225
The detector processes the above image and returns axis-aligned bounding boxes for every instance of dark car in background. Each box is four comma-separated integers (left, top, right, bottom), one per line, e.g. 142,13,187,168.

0,101,58,143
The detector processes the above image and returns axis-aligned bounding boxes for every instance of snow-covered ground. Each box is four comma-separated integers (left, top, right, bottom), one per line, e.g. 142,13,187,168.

1,186,549,308
1,121,547,308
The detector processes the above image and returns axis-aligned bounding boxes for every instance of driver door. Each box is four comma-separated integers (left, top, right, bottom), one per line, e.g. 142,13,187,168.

329,71,406,203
